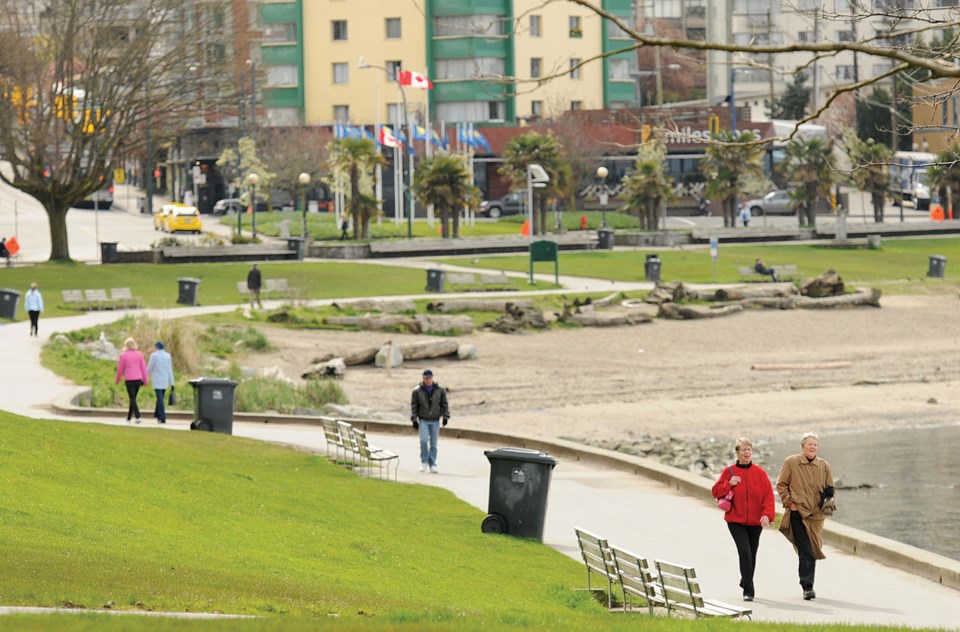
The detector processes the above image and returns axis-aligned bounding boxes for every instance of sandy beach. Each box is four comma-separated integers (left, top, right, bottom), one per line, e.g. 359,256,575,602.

248,293,960,447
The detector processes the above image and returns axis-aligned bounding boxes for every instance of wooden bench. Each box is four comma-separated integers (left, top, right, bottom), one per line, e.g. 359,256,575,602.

609,545,666,614
446,271,514,292
109,287,141,309
61,289,90,310
574,527,619,609
654,559,752,620
737,264,798,282
84,289,120,310
237,278,300,300
350,428,399,481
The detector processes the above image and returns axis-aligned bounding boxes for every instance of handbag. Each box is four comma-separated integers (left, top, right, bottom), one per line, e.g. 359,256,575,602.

717,467,735,512
168,385,177,406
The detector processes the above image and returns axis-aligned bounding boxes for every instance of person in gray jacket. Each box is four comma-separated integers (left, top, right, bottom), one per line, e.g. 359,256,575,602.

410,369,449,473
147,341,175,424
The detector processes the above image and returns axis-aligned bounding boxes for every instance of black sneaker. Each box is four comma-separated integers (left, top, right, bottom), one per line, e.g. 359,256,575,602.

803,590,816,600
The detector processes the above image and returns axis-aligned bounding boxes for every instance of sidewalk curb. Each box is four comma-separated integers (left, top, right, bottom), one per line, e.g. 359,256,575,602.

51,395,960,591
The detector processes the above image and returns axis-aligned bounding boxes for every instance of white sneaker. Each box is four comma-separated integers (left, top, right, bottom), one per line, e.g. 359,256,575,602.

430,465,439,474
419,463,427,473
135,418,142,424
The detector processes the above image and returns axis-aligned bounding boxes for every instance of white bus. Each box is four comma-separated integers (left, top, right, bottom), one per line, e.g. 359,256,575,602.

891,151,936,211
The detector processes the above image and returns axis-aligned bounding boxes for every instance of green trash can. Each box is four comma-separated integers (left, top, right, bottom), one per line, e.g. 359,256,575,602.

188,377,237,435
481,447,557,541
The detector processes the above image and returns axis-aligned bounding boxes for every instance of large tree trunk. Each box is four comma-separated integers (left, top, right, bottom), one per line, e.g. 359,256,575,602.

871,188,885,222
350,166,362,239
440,206,450,239
453,205,461,238
47,201,71,261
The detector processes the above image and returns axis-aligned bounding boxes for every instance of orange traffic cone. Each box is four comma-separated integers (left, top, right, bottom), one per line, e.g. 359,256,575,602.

520,219,531,237
931,205,944,222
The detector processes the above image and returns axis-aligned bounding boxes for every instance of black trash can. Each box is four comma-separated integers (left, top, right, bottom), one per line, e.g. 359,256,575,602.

928,255,947,278
645,254,662,282
286,237,305,260
188,377,238,435
138,197,146,214
481,447,557,541
100,241,118,264
0,289,20,320
597,227,615,250
426,269,445,293
177,277,201,305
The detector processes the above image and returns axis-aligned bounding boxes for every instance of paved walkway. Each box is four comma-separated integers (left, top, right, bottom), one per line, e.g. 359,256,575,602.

2,299,960,628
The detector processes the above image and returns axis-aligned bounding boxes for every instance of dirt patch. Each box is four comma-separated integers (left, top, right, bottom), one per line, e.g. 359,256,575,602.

238,294,960,445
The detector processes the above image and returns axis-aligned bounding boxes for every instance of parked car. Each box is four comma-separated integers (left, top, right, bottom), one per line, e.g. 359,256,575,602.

744,190,795,216
212,197,280,214
166,206,202,234
478,191,525,218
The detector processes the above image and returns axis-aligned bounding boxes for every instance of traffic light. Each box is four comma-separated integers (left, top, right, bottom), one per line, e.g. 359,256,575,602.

708,115,720,137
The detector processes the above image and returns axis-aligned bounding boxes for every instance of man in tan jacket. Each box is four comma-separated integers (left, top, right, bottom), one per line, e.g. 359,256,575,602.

776,432,834,601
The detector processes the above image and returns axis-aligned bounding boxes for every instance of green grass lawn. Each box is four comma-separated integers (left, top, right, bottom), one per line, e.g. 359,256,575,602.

0,412,940,631
435,237,960,292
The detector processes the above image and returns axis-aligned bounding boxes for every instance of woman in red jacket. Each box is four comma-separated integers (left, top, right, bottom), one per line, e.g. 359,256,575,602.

712,437,776,602
115,337,149,424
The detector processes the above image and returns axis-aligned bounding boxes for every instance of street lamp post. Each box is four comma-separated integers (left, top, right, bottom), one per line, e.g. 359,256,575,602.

358,56,412,238
247,173,259,239
298,172,311,238
596,166,610,228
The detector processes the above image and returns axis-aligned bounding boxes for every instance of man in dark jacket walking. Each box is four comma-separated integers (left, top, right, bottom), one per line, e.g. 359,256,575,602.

247,264,263,307
410,369,449,473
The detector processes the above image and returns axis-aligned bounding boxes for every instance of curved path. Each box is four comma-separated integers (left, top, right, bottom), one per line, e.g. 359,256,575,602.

2,296,959,628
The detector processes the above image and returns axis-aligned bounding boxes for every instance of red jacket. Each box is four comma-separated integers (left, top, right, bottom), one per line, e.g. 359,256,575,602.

712,462,776,526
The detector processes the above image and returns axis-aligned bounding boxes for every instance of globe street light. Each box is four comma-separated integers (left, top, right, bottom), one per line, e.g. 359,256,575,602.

298,172,311,238
247,172,259,239
596,166,610,228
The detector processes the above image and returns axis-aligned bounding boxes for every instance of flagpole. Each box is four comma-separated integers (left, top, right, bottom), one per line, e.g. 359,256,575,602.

374,69,383,225
425,88,434,229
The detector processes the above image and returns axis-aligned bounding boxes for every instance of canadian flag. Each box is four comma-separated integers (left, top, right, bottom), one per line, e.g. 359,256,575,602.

379,126,401,148
398,70,433,90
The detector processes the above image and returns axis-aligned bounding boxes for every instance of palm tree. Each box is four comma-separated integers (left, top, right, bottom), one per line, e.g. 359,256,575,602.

781,137,834,227
702,130,766,227
500,132,571,236
326,138,384,239
413,153,480,239
621,140,674,231
927,145,960,220
849,138,892,222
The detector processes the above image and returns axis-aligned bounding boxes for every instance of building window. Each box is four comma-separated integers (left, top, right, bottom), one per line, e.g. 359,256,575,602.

489,101,505,120
386,17,401,39
837,30,855,42
333,63,349,84
386,60,402,82
261,23,296,43
531,57,542,79
608,21,629,39
530,15,541,37
332,20,347,41
436,100,504,123
265,65,298,87
435,57,505,80
570,58,581,79
434,14,502,37
686,28,706,41
531,100,542,117
654,0,682,17
265,107,299,127
608,59,631,81
569,16,582,38
685,0,706,18
386,103,403,125
570,100,582,111
334,105,349,122
835,65,856,81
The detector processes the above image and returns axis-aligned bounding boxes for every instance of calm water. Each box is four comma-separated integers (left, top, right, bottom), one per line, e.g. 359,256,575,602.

760,424,960,561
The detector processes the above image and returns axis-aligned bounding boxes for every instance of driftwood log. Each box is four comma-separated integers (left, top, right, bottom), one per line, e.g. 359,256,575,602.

484,304,549,333
301,358,347,380
427,299,533,313
332,298,416,313
658,303,744,320
800,269,845,298
796,288,881,309
645,281,685,304
563,311,653,326
713,286,799,301
397,339,459,360
323,314,473,334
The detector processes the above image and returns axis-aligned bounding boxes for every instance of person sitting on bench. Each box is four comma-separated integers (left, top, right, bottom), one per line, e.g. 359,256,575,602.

754,258,778,282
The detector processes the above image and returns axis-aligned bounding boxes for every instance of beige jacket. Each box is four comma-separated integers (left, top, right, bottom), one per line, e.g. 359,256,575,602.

776,454,834,559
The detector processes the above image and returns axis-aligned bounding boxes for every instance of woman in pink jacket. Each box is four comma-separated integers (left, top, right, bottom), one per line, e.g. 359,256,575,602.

116,337,149,424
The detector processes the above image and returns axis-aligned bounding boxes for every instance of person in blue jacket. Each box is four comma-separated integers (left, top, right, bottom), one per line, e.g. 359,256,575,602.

147,341,175,424
24,282,43,337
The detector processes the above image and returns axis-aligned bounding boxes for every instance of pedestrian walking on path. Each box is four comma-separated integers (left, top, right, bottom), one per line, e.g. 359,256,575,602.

410,369,449,474
739,203,751,227
24,282,43,337
246,264,263,308
115,338,148,424
146,341,175,424
712,437,776,602
777,432,835,601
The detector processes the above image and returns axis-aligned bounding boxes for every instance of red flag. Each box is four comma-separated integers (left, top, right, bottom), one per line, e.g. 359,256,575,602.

379,126,401,148
398,70,433,90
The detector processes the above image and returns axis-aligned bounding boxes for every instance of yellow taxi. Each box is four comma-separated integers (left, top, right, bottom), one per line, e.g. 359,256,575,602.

153,203,177,231
165,206,202,233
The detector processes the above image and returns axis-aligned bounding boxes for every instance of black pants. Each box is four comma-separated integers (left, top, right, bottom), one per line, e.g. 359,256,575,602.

28,310,39,336
125,379,143,420
727,523,762,597
790,510,817,590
